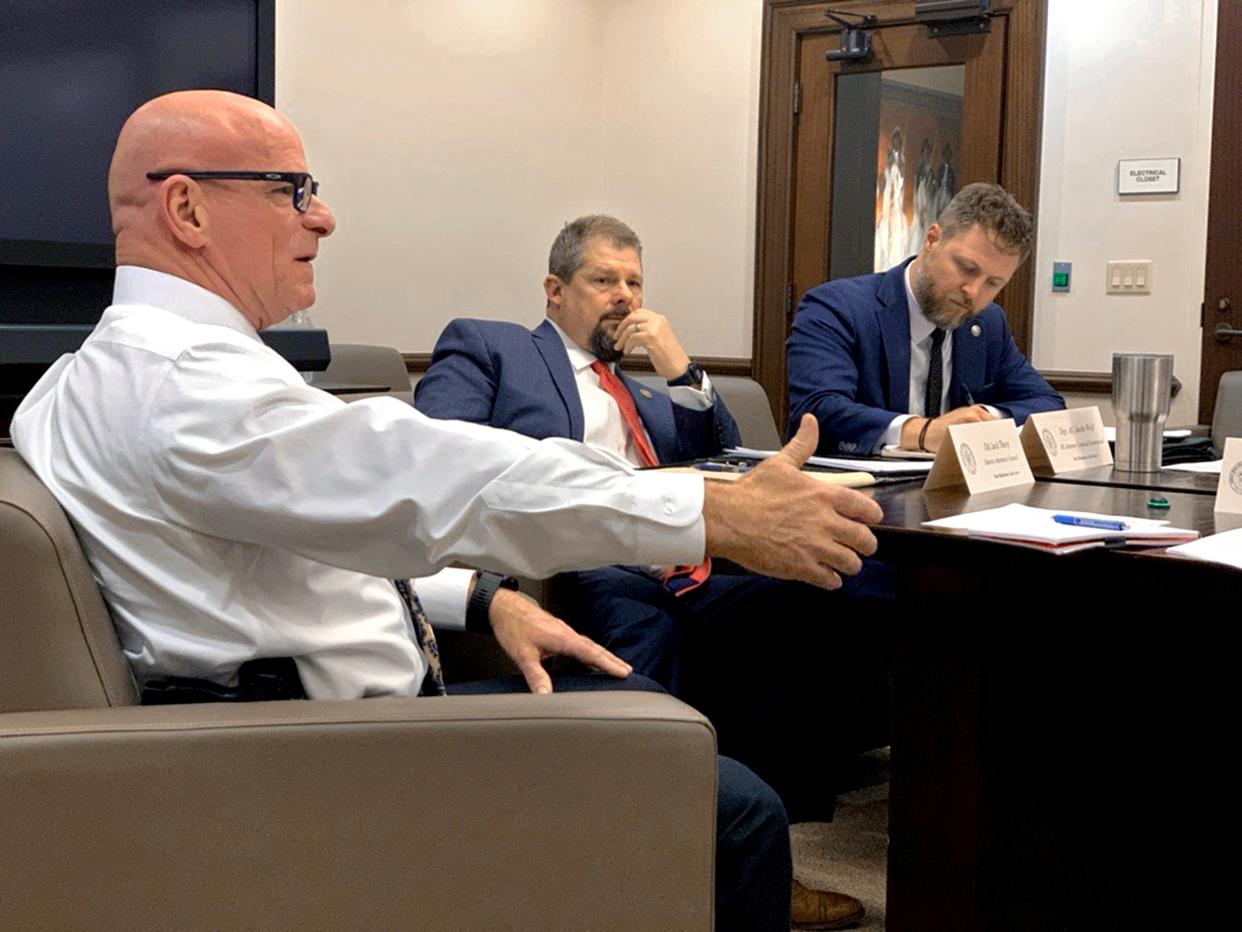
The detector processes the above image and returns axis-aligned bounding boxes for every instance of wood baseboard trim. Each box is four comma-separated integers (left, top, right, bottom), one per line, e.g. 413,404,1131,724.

406,352,753,378
403,353,432,372
1043,371,1112,394
408,353,1089,395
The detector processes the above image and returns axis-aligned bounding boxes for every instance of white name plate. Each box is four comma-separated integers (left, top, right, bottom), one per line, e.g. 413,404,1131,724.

1118,157,1180,195
1020,407,1113,475
1215,437,1242,515
925,418,1035,493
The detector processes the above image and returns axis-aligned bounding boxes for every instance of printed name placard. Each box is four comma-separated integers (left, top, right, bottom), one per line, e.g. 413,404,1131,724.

1215,438,1242,515
924,418,1035,493
1019,407,1113,475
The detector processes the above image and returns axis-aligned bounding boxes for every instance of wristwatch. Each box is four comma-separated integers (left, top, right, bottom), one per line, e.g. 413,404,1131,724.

465,571,520,633
668,360,705,390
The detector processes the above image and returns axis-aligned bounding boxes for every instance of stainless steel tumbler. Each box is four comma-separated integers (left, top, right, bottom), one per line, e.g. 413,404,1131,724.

1111,352,1173,472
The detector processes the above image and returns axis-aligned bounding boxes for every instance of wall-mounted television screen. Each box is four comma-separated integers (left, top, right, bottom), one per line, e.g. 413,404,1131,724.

0,0,274,324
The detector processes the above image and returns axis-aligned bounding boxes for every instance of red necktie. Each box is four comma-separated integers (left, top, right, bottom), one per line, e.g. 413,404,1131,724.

589,360,710,595
590,361,659,467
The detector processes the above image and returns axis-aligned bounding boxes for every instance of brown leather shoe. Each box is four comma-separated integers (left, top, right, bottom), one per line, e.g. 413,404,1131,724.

790,878,865,929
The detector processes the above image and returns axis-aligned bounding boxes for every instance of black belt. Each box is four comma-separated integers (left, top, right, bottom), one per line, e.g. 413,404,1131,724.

141,657,306,705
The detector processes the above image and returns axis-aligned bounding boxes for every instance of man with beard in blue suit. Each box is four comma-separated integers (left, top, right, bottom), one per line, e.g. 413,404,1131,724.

788,183,1064,457
417,214,890,929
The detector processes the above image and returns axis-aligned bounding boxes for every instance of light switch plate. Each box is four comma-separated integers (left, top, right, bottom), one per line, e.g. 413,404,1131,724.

1106,260,1152,295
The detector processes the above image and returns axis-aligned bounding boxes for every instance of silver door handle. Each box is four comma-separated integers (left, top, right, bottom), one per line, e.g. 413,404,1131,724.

1214,323,1242,343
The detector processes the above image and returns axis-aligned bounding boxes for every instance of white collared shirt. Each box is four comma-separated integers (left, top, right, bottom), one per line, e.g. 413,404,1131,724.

12,267,706,698
547,318,713,467
879,264,995,450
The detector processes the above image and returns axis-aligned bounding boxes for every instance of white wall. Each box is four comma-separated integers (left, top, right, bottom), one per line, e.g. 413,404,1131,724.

596,1,763,357
279,0,1219,424
1033,0,1217,424
276,0,762,356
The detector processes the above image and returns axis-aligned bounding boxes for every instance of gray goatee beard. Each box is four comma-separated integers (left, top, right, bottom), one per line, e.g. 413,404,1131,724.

589,312,627,362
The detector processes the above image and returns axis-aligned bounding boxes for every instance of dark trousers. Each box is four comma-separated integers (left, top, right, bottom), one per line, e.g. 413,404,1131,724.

453,673,792,931
562,562,895,823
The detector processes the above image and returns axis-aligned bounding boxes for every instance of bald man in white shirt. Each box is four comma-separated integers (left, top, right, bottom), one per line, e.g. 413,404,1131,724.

12,90,882,930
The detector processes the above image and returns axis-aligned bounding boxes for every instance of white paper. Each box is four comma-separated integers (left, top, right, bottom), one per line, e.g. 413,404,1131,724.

880,445,935,461
1164,459,1223,474
1167,527,1242,570
725,446,935,474
1102,427,1191,442
921,503,1194,546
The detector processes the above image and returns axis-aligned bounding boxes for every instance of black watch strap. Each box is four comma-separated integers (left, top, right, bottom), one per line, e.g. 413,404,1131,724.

466,571,520,634
668,361,705,389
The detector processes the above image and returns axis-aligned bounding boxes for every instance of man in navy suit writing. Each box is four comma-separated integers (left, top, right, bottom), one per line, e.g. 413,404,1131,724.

418,215,890,928
788,183,1064,456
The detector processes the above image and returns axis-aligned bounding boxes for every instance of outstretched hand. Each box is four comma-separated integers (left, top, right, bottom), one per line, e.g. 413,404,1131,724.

702,414,883,589
486,587,632,694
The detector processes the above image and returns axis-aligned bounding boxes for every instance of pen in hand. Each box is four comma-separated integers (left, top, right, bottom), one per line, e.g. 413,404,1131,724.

1052,514,1128,531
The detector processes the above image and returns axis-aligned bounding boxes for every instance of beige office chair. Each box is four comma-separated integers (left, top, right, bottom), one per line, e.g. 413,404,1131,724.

710,375,783,448
1212,370,1242,457
630,372,782,449
312,342,414,403
0,448,716,930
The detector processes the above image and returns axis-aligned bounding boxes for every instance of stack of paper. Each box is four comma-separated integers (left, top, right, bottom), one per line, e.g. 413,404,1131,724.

657,465,875,487
1167,527,1242,570
1102,427,1192,442
922,504,1200,554
879,445,935,461
1164,459,1223,474
725,446,934,475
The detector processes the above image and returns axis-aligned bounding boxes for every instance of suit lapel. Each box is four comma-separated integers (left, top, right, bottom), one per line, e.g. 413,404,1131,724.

619,371,677,463
532,319,585,441
878,262,913,412
950,318,986,408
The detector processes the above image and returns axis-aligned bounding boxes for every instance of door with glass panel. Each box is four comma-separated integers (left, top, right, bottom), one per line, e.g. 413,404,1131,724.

755,0,1043,430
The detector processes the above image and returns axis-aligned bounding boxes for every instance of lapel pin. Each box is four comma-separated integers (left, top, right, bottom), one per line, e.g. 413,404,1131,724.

970,324,982,337
639,388,654,399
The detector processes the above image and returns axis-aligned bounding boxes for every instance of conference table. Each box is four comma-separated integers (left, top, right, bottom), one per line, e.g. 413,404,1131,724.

1039,463,1223,496
861,471,1236,931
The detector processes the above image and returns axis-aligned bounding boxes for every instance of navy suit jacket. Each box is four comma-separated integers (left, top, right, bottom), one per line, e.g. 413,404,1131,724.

415,318,740,462
786,260,1064,455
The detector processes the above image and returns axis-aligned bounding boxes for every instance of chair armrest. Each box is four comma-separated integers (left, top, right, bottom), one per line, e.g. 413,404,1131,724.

1,692,716,930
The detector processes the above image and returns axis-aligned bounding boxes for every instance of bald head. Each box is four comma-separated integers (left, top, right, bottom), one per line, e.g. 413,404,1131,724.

109,90,295,227
108,90,334,329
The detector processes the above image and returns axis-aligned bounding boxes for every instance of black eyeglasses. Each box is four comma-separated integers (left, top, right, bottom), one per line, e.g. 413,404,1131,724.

145,170,320,212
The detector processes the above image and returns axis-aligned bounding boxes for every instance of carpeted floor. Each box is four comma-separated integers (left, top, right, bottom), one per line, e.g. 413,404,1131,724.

790,748,889,930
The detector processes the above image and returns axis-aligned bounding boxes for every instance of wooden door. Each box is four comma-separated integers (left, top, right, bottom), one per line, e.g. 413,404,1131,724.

1199,0,1242,423
755,0,1045,431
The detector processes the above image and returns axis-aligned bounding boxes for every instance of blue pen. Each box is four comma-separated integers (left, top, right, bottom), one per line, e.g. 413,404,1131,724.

1052,514,1128,531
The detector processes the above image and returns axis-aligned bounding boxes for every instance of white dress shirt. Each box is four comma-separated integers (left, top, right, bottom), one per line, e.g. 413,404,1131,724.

879,264,952,449
547,318,714,468
878,264,999,450
12,267,706,698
